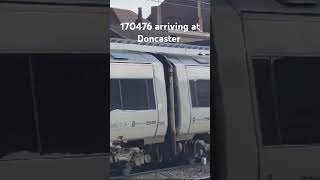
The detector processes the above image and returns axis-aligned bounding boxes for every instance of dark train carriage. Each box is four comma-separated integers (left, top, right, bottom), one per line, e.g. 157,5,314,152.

213,0,320,180
0,1,107,179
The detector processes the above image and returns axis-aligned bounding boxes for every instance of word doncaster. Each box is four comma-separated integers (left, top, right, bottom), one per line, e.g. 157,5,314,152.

120,22,201,43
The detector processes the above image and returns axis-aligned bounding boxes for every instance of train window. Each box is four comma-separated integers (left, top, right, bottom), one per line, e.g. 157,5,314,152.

254,57,320,146
253,59,282,146
190,80,198,107
192,57,209,64
120,79,155,110
196,80,210,107
0,55,38,159
110,79,122,111
146,79,156,109
111,52,128,60
32,54,107,154
189,80,210,107
274,57,320,145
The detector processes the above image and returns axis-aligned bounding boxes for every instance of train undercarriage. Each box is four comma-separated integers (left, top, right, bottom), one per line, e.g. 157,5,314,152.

110,133,210,175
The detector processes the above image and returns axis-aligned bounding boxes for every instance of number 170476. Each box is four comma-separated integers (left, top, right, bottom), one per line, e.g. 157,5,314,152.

120,22,153,31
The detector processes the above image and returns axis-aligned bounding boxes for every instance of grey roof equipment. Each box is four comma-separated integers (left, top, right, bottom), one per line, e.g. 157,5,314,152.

111,49,161,64
110,38,210,56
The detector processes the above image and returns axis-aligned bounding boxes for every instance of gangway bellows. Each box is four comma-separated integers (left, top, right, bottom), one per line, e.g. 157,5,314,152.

110,38,210,56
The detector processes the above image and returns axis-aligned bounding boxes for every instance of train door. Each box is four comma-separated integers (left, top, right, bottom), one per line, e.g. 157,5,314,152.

186,66,210,134
110,63,158,141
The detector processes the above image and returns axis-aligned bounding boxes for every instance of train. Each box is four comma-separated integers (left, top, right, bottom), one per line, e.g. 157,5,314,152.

3,0,320,179
214,0,320,179
110,39,211,175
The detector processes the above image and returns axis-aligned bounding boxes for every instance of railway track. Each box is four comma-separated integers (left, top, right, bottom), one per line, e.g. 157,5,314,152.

110,163,210,180
196,176,210,180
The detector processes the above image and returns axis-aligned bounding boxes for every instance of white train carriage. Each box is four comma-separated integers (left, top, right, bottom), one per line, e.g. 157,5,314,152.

110,50,168,143
110,39,210,174
154,53,210,163
162,54,210,138
110,50,168,171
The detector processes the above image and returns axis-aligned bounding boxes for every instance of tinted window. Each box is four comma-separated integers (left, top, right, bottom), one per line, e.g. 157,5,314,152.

275,58,320,145
0,54,107,158
253,59,281,146
33,54,107,154
146,79,156,109
196,80,210,107
189,80,198,107
253,57,320,146
189,80,210,107
118,79,156,110
0,55,38,159
110,79,122,111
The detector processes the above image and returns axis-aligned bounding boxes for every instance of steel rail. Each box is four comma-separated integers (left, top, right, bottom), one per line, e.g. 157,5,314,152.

110,163,204,179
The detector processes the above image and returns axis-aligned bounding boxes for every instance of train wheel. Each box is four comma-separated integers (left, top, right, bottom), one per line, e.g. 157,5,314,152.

121,163,133,176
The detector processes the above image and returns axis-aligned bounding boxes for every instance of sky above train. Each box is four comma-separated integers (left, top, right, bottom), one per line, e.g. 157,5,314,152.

110,0,164,18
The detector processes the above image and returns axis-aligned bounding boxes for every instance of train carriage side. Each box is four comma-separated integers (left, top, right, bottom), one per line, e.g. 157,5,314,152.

156,53,210,161
214,0,320,179
185,59,210,135
0,1,107,179
109,50,169,174
110,50,168,143
162,54,210,136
